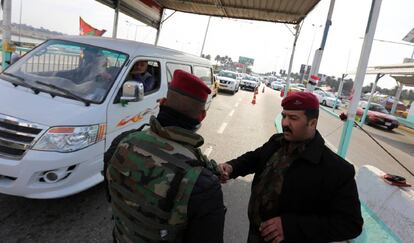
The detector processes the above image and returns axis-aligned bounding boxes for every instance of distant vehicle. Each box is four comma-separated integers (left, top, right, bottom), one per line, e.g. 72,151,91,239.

270,81,284,91
280,85,303,97
290,83,305,89
266,76,279,87
313,90,342,108
240,75,259,91
357,101,399,130
217,70,240,94
383,97,407,112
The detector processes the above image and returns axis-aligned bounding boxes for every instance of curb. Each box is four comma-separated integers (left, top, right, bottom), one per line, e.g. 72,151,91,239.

397,124,414,135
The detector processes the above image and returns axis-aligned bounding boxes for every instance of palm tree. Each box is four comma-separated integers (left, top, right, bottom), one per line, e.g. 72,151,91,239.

215,55,221,65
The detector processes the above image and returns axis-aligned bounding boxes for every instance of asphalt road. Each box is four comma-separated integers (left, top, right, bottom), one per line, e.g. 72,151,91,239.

0,85,412,242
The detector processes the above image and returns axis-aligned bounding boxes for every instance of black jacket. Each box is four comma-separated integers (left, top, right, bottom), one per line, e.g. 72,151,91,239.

185,168,225,243
227,131,363,242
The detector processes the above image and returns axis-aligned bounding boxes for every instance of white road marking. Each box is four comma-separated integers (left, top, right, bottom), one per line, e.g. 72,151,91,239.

204,146,213,157
229,109,235,117
234,102,239,107
217,122,228,134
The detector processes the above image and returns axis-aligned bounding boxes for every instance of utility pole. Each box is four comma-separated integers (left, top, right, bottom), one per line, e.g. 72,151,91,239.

307,0,336,91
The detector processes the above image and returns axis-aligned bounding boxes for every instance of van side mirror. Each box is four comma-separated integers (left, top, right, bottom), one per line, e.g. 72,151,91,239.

120,81,144,103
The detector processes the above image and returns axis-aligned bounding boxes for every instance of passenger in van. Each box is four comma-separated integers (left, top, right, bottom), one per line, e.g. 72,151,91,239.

106,70,225,243
128,60,156,92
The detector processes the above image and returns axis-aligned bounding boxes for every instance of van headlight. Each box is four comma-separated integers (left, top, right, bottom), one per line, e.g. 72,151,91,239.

33,125,106,152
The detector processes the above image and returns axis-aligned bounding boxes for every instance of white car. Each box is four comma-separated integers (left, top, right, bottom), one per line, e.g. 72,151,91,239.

217,70,240,94
240,75,259,91
270,81,284,91
313,90,342,108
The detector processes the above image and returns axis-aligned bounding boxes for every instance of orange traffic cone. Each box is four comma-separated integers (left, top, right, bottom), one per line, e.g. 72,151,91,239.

251,93,256,105
262,86,265,93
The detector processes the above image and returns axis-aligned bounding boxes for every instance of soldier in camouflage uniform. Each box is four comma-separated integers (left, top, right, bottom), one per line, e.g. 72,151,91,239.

107,70,225,243
219,92,363,243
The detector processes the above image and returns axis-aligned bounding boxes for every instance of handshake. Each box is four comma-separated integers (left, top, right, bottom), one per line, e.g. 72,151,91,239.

217,163,233,184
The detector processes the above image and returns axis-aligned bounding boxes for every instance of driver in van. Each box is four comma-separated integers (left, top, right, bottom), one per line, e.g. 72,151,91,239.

128,60,156,92
78,48,112,83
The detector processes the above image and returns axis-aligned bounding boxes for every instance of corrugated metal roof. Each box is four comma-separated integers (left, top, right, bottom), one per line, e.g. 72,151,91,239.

96,0,321,28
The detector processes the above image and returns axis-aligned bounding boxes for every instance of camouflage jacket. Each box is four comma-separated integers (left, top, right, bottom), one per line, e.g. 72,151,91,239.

107,116,220,243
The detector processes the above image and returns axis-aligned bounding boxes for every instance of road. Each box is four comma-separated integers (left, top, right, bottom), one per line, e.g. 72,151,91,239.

0,85,412,242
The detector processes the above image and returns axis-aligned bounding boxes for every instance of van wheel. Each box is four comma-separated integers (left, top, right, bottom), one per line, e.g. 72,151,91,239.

322,100,327,106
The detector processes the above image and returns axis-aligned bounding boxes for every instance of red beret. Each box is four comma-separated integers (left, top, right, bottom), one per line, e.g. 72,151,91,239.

281,92,319,110
169,70,211,103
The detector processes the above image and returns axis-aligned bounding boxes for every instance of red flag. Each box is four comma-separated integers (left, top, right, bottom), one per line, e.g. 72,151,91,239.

79,17,106,36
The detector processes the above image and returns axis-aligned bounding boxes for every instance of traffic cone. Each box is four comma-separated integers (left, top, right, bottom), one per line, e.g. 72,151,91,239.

262,85,265,93
251,93,256,105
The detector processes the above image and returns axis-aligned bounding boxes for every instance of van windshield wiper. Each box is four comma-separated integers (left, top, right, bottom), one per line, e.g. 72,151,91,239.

1,72,41,94
2,72,25,81
35,81,91,106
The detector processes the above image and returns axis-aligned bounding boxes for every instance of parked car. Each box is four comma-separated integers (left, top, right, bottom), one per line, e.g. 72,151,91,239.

0,36,215,198
240,75,259,91
313,90,342,108
357,101,399,130
270,81,284,91
216,70,240,94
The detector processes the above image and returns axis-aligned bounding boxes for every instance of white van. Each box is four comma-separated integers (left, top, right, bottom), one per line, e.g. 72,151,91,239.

0,36,215,198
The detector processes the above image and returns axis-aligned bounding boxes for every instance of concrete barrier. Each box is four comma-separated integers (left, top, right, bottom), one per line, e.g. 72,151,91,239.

355,165,413,242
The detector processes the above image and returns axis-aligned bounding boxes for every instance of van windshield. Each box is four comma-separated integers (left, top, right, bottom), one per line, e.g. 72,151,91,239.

3,39,128,103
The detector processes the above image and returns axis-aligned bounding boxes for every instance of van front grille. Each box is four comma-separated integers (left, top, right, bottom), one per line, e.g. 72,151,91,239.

0,115,45,159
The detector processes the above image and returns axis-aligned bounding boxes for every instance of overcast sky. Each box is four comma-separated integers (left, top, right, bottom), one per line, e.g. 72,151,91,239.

2,0,414,89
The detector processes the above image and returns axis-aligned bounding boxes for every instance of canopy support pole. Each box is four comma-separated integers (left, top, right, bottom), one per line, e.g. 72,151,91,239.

1,0,13,69
332,73,347,112
154,8,166,46
338,0,383,158
284,23,301,97
390,82,404,115
112,0,120,38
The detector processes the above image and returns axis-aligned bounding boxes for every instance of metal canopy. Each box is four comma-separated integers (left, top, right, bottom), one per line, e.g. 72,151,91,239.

156,0,320,24
96,0,321,29
96,0,163,28
366,63,414,87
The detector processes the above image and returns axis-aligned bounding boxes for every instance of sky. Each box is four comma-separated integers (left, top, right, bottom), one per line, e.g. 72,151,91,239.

2,0,414,90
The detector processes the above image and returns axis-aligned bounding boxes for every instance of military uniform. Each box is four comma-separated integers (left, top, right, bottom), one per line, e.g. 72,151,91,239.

227,132,363,243
107,116,225,243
